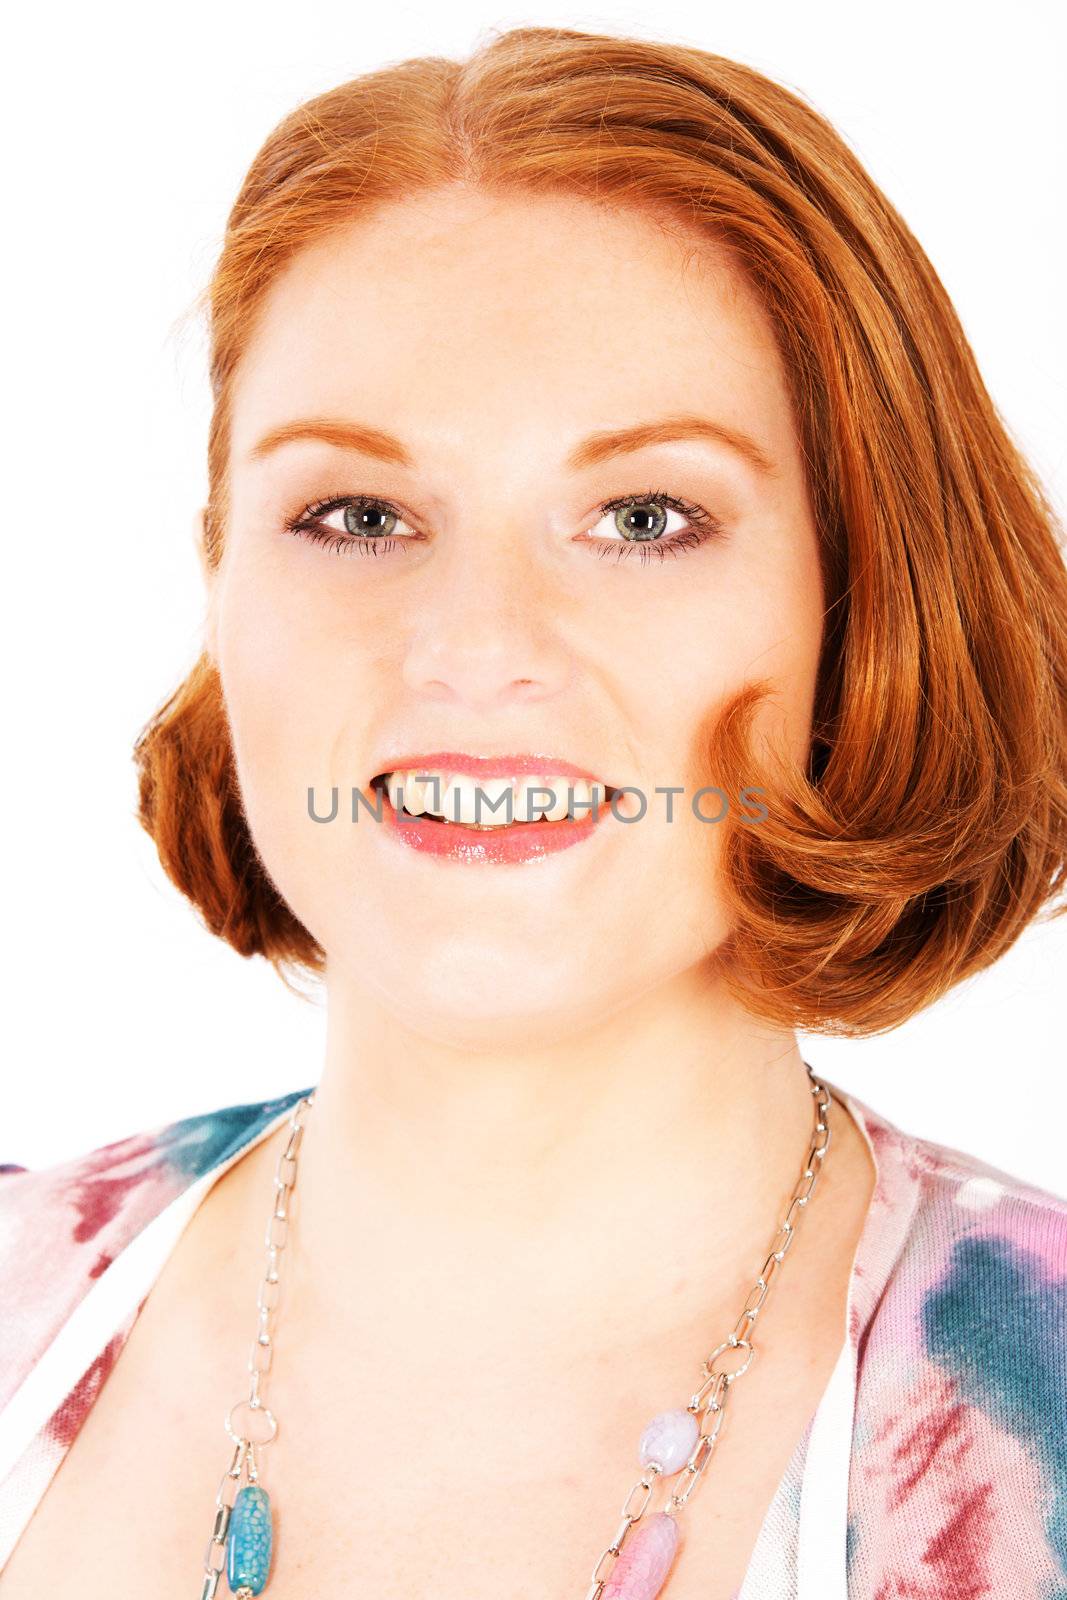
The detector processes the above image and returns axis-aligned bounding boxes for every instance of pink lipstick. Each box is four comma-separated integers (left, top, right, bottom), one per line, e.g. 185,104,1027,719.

369,751,618,865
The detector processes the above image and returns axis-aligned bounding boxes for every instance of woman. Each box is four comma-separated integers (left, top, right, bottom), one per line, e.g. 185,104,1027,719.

1,25,1065,1600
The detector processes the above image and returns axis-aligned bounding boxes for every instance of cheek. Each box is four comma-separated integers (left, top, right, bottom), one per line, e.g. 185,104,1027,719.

219,588,309,773
649,559,823,795
213,560,373,853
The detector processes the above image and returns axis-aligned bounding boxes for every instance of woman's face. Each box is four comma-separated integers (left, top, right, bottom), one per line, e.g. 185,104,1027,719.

204,186,824,1044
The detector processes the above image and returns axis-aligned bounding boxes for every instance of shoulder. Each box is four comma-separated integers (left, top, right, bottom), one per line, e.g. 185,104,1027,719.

0,1087,313,1414
843,1092,1067,1594
867,1100,1067,1338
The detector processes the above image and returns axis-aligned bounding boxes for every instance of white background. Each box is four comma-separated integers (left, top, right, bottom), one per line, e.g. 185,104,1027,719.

4,1,1064,1188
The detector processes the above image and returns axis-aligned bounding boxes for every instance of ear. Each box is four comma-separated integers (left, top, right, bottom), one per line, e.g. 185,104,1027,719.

193,506,219,663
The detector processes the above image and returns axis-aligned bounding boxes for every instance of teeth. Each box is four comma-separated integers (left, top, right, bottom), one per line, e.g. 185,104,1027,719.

514,775,552,822
381,769,610,826
442,775,515,826
386,773,428,814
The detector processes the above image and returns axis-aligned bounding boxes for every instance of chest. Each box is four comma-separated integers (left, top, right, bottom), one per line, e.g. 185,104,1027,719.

0,1303,822,1599
2,1113,859,1600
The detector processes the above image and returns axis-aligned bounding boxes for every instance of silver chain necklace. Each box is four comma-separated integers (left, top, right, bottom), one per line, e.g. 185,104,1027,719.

199,1061,832,1599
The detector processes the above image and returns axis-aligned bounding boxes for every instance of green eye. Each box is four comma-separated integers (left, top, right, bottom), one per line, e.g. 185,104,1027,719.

342,502,399,538
610,499,671,541
285,487,724,563
587,488,724,559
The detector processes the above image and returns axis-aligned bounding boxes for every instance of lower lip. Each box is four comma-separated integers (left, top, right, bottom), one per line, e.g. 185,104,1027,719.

376,787,610,863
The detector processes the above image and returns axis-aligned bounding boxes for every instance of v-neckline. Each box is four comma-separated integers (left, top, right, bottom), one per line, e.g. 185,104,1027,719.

0,1074,919,1594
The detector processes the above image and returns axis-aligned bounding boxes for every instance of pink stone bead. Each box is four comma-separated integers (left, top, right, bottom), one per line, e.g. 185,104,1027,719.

600,1512,680,1600
638,1407,699,1474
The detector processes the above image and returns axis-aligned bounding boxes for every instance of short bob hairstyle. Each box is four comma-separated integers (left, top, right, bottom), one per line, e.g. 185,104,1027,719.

133,25,1067,1037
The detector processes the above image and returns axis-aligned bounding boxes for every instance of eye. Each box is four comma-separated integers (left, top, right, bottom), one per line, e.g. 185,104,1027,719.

283,487,723,563
583,489,723,563
284,494,421,557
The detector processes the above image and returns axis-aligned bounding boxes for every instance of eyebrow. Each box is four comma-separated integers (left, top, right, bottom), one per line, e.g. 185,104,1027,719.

247,413,777,477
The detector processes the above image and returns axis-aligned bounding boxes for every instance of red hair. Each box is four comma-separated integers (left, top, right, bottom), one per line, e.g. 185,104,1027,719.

133,25,1067,1032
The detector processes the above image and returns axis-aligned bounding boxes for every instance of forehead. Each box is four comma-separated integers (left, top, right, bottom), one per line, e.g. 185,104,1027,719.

228,185,795,465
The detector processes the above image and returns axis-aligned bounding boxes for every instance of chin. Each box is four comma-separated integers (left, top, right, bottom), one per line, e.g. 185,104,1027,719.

332,940,627,1049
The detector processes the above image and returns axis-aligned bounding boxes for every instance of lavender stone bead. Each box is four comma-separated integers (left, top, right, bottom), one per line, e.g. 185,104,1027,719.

638,1407,699,1474
226,1483,273,1595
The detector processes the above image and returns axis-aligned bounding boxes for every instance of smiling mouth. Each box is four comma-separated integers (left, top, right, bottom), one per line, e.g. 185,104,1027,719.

370,770,619,829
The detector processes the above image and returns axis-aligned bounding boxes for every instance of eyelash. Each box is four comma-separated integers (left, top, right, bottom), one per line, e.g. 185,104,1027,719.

283,488,724,565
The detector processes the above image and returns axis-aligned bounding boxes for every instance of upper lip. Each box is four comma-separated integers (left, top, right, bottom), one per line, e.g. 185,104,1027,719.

371,751,619,792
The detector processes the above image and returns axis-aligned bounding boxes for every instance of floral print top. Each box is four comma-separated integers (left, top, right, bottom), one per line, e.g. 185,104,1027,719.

1,1072,1065,1596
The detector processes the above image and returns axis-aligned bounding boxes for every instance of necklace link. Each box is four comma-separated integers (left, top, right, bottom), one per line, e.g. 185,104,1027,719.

200,1092,314,1599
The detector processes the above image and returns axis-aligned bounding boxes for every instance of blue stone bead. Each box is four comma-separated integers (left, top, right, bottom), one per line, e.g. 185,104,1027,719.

226,1483,273,1595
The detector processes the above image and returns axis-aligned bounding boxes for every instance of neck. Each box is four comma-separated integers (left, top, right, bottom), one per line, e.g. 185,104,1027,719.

284,966,820,1359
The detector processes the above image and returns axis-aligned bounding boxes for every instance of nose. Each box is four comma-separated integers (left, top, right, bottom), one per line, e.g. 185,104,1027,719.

400,526,572,710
